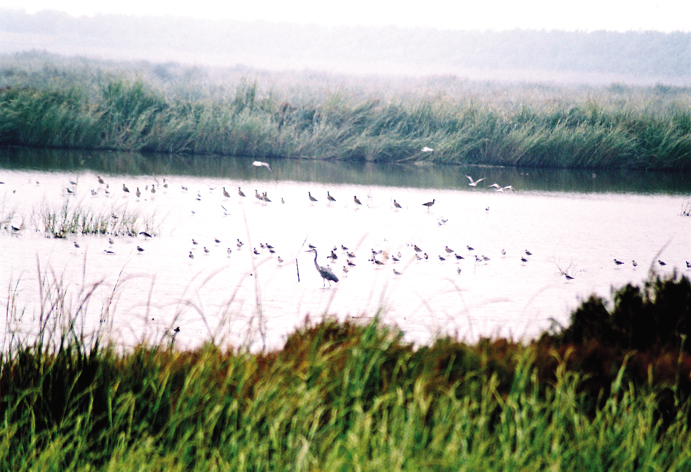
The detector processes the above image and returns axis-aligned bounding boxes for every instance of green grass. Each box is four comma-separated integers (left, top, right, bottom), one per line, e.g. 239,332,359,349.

1,52,691,170
2,272,691,470
25,199,157,237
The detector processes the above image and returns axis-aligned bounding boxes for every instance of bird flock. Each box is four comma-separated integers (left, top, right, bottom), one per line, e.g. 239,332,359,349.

4,168,690,290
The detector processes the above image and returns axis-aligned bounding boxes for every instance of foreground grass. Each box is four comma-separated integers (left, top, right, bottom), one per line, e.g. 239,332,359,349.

1,52,691,170
2,273,691,470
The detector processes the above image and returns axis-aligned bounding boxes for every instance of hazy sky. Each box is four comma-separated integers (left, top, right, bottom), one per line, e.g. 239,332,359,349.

1,0,689,32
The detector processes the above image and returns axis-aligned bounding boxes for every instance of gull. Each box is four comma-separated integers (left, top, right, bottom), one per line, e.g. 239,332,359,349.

465,175,485,187
421,147,434,153
252,161,272,172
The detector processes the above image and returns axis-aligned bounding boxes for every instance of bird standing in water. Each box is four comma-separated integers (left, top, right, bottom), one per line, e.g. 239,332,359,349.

306,248,339,288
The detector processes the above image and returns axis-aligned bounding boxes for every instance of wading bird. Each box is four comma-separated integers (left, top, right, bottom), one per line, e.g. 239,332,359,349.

306,248,339,287
252,161,272,171
614,259,624,266
223,187,230,198
308,192,318,204
354,196,362,206
122,184,130,193
98,176,105,185
465,175,485,187
422,199,435,210
327,191,336,203
393,199,402,210
238,187,246,197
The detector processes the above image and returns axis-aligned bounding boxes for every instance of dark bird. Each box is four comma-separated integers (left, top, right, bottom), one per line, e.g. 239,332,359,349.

413,244,422,253
122,184,130,193
614,259,624,265
467,245,474,252
327,191,336,203
98,175,105,184
308,192,318,203
393,268,402,276
438,256,446,261
454,254,465,260
137,246,145,253
151,185,156,194
135,187,141,198
445,246,454,254
204,247,210,254
658,260,667,266
633,260,638,267
565,274,574,281
422,199,435,210
521,257,528,263
393,199,402,209
73,241,80,249
223,187,230,198
192,239,198,245
354,196,362,206
306,248,339,287
238,187,246,197
686,261,690,269
104,249,115,255
525,250,533,256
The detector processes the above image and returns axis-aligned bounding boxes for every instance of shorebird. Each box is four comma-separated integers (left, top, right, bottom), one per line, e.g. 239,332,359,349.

122,184,130,193
521,256,528,263
614,259,624,266
73,241,80,249
393,199,402,210
151,185,156,194
98,176,105,185
633,260,638,267
354,196,362,206
238,187,246,197
308,192,318,204
445,246,455,254
525,250,533,256
135,187,141,198
465,175,485,187
252,161,272,171
393,268,402,276
327,191,336,203
189,251,194,259
658,260,667,266
137,246,144,253
223,187,230,198
565,274,574,281
204,247,210,254
422,199,435,210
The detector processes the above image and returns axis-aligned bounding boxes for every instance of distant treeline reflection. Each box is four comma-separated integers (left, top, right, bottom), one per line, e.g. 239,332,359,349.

1,147,690,195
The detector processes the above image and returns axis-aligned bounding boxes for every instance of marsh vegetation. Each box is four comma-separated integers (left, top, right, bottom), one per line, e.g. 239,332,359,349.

1,52,691,170
2,272,691,470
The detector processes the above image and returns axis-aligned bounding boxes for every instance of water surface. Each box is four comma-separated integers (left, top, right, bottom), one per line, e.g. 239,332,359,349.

1,148,690,351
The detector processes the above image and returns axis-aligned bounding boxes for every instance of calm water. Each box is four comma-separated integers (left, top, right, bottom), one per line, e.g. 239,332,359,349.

1,148,690,351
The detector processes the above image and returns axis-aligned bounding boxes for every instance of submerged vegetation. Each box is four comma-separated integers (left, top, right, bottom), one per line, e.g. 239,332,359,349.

2,271,691,469
1,52,691,170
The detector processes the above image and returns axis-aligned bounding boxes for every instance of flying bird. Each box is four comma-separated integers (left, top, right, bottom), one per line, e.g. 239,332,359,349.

465,175,485,187
252,161,272,171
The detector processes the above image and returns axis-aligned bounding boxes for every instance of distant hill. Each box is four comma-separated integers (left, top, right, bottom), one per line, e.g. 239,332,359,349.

0,9,689,84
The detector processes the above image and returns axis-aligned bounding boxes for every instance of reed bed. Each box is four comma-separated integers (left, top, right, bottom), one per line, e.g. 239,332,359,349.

1,52,691,170
28,200,156,237
2,270,691,470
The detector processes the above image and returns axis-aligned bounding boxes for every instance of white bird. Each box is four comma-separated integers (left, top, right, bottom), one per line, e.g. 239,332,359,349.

465,175,485,187
252,161,272,172
421,147,434,153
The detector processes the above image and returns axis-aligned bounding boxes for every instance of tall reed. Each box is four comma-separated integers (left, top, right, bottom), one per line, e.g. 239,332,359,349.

1,53,690,170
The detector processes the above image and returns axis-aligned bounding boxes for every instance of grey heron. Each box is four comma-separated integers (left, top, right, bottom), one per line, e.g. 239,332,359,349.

306,248,339,287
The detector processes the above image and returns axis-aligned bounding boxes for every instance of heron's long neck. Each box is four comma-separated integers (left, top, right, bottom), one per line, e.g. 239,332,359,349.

313,250,320,269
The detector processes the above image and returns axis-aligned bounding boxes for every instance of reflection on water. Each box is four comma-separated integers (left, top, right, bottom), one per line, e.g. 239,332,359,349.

1,147,690,352
2,147,691,195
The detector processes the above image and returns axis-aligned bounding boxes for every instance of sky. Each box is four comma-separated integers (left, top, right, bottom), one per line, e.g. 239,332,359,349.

0,0,689,32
